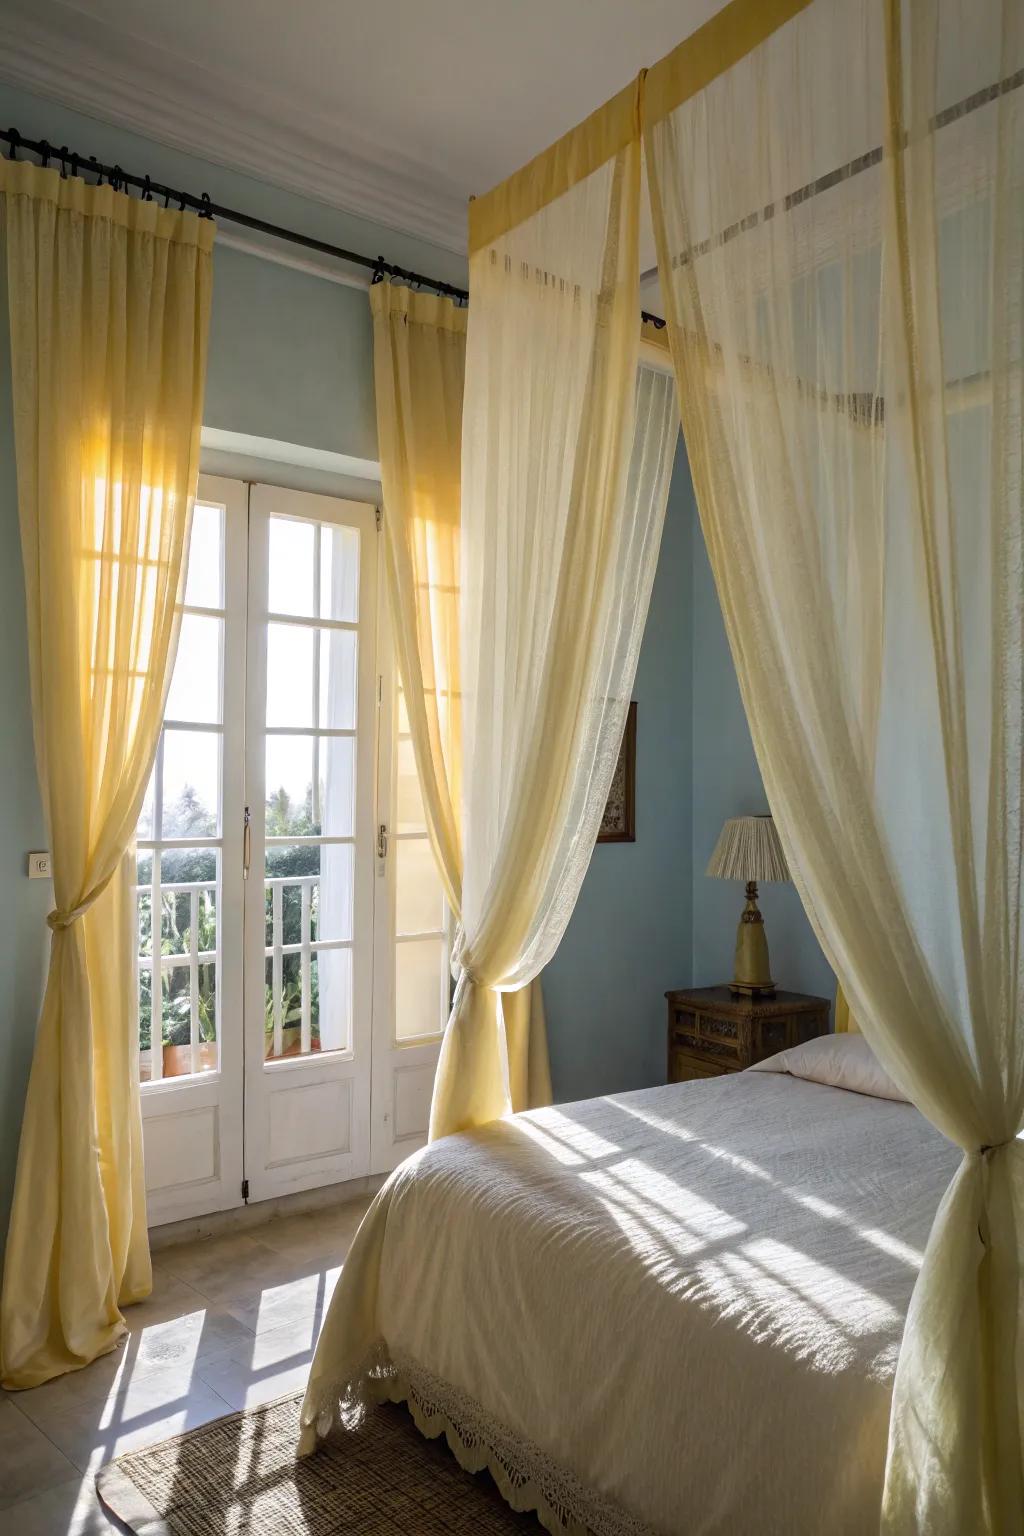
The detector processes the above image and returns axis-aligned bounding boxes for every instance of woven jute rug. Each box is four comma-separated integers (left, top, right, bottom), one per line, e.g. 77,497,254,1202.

96,1391,541,1534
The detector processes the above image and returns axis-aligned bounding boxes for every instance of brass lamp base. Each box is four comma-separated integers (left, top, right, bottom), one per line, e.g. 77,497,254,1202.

730,880,776,999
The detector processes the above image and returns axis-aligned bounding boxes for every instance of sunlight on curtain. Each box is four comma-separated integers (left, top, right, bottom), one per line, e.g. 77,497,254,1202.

645,0,1023,1527
429,80,677,1139
370,279,552,1112
371,281,465,916
0,160,212,1389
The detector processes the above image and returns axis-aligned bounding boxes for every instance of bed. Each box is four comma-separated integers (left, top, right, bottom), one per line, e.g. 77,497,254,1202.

298,1036,958,1536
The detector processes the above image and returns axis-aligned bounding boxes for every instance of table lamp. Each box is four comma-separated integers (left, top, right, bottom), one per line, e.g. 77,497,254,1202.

706,815,790,997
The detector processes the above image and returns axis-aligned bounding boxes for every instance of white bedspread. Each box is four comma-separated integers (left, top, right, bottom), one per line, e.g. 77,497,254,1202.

300,1070,959,1536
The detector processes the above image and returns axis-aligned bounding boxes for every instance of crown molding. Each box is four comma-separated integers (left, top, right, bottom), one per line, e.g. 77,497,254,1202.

0,8,469,255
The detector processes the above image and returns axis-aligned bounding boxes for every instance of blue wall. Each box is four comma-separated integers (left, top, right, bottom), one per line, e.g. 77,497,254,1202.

545,441,694,1100
689,512,835,1001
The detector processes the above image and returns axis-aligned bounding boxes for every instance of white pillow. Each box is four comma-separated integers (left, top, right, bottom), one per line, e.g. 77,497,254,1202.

749,1031,909,1103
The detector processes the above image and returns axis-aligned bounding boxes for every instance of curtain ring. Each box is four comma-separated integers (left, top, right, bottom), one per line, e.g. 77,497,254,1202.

38,139,51,168
57,145,69,179
199,191,213,219
88,155,102,185
111,163,125,193
69,151,80,181
6,128,19,161
141,174,153,202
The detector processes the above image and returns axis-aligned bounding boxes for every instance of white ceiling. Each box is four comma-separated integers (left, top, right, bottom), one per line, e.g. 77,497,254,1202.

0,0,720,255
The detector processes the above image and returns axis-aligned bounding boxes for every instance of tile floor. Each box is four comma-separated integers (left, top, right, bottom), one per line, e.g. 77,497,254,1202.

0,1193,372,1533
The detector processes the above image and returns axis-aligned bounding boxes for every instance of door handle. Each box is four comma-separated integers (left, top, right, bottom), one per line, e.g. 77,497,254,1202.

243,806,251,878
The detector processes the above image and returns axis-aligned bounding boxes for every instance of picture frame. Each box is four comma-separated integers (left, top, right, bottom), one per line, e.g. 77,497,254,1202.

597,701,636,844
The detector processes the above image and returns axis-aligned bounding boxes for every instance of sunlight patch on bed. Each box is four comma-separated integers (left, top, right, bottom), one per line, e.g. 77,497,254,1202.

700,1252,858,1372
581,1162,746,1265
513,1118,586,1166
536,1108,622,1161
743,1238,900,1333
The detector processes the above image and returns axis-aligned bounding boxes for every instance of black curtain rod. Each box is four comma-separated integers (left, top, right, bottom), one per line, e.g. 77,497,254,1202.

0,126,667,329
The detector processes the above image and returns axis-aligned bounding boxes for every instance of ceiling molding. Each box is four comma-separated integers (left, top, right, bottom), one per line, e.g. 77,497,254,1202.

0,9,469,255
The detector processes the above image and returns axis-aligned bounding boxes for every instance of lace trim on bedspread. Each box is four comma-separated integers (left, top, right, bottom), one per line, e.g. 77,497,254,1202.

299,1342,655,1536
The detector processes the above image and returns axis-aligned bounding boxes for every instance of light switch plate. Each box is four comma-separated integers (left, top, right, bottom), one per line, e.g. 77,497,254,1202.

27,851,51,879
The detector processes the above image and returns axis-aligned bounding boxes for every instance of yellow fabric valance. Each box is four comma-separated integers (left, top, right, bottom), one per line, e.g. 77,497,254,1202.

644,0,813,125
468,0,815,253
468,74,642,254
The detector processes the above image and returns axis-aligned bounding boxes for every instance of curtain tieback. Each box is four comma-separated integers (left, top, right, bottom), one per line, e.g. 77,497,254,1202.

47,904,89,932
47,871,116,933
979,1140,1016,1156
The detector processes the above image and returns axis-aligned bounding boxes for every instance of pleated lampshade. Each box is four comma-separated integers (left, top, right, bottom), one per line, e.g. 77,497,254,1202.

706,815,789,883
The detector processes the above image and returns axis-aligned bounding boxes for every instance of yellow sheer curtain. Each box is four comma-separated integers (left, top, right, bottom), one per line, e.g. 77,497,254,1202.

370,279,549,1123
0,160,212,1390
646,0,1023,1528
370,280,464,914
429,79,677,1140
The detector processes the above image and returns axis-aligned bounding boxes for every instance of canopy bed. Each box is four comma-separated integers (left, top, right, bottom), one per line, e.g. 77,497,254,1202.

301,0,1023,1530
300,1037,960,1535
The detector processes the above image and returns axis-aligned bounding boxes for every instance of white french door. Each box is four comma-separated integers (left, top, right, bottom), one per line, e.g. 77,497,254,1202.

370,619,453,1173
137,477,446,1224
138,475,247,1225
242,486,378,1201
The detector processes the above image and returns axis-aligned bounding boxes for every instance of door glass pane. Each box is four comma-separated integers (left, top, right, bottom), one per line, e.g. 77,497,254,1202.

266,623,314,727
263,943,350,1060
266,624,357,730
317,946,352,1052
320,736,355,838
396,937,445,1040
268,516,315,617
184,501,225,609
162,730,220,836
139,966,154,1081
316,844,354,942
318,629,357,730
266,735,316,835
161,967,193,1077
321,525,360,622
158,876,217,959
396,738,426,833
396,838,444,935
166,613,223,724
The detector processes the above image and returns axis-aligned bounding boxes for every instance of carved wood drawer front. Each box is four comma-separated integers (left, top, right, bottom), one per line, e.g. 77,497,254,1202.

692,1010,742,1059
671,1008,700,1051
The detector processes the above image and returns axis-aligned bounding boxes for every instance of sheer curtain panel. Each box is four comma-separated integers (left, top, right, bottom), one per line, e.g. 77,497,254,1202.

371,278,558,1123
645,0,1023,1528
0,160,212,1389
370,281,465,916
429,79,677,1139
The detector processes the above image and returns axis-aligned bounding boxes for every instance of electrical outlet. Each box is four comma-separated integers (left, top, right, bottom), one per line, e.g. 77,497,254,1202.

27,851,51,879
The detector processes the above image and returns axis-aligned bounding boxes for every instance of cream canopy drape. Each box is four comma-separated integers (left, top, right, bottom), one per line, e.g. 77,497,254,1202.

644,0,1023,1529
0,160,212,1390
369,279,554,1117
430,82,678,1140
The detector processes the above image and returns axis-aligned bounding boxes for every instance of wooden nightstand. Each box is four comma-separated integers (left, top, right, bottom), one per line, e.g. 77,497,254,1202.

666,986,831,1083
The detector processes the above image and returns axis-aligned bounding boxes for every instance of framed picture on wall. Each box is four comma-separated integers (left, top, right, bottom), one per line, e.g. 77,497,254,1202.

597,701,636,844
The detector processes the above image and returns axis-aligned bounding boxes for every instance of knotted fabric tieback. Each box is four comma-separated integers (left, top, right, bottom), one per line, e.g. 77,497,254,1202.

46,872,116,934
979,1140,1016,1156
47,905,89,932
